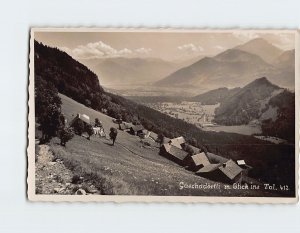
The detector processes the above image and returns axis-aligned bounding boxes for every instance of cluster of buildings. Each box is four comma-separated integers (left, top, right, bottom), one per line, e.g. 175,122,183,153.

160,136,252,184
70,113,252,184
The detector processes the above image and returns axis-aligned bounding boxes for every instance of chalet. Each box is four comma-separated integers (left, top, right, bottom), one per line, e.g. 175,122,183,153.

169,136,186,149
186,152,210,171
129,125,144,136
160,143,189,166
196,159,243,184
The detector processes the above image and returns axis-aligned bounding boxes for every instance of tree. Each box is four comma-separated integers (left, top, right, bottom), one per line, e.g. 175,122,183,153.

86,124,94,140
157,133,165,146
72,120,85,135
35,79,64,143
58,127,74,146
94,118,102,127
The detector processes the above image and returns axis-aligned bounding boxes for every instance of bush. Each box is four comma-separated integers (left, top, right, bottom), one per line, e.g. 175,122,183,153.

58,127,74,146
85,124,94,140
72,120,85,135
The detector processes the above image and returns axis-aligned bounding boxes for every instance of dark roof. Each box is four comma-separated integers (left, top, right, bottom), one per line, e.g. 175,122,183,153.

162,143,188,161
168,145,189,161
196,163,221,173
130,125,144,132
219,159,243,180
191,153,210,166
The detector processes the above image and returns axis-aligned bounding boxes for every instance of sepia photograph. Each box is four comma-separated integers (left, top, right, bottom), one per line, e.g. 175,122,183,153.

28,28,298,203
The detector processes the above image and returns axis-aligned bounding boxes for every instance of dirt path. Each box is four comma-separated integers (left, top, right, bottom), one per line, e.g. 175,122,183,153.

35,144,100,195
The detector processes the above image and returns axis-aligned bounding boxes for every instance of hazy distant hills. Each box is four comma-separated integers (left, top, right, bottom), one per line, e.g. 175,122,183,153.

235,38,283,63
190,87,241,104
156,38,295,89
79,57,180,85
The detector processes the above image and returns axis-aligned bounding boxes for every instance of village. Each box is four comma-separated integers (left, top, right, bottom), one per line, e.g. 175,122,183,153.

68,110,256,186
144,101,218,128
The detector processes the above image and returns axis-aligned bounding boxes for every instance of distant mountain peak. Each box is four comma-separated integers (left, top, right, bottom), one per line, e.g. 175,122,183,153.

235,38,282,63
246,77,278,88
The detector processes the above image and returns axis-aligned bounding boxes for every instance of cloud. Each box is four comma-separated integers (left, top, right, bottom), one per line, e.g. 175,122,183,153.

135,47,152,54
232,31,259,42
177,43,204,55
60,41,152,59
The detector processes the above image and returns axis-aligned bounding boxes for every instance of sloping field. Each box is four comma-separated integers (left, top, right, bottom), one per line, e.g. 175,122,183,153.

49,94,276,196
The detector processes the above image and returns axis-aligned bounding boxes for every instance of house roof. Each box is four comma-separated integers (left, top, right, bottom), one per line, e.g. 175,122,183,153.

164,144,188,161
206,152,228,164
72,113,91,125
196,163,221,173
219,159,243,180
170,136,185,149
149,131,158,141
169,146,188,161
191,153,210,166
120,122,132,130
130,125,144,132
237,160,246,166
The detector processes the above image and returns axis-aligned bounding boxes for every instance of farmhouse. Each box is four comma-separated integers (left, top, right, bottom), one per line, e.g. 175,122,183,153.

129,125,144,136
186,152,211,171
160,143,189,166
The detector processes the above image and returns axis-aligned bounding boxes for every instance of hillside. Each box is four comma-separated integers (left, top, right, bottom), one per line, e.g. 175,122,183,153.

190,87,241,104
155,38,294,89
79,57,179,85
214,77,282,125
46,94,288,196
235,38,283,63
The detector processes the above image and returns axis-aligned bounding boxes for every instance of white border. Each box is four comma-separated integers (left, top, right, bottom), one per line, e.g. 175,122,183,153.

28,28,299,203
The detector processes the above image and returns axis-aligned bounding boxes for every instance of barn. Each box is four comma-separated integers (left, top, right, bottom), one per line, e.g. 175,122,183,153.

186,152,211,171
70,113,91,126
160,143,189,166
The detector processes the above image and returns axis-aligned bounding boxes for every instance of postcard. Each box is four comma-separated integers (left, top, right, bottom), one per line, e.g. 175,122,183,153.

28,28,299,203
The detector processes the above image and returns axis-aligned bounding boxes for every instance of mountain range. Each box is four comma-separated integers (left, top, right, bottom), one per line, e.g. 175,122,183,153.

156,38,295,89
79,57,180,85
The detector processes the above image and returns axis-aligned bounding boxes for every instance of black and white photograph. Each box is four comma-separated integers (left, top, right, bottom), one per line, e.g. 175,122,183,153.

28,29,298,203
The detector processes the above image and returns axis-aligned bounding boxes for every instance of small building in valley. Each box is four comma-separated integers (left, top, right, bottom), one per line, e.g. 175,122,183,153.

160,143,189,166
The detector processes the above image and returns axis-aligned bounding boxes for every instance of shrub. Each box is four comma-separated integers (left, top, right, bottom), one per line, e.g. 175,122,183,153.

58,127,74,146
85,124,94,140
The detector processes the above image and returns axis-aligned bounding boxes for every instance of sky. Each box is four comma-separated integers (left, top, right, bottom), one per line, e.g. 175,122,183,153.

34,30,295,61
